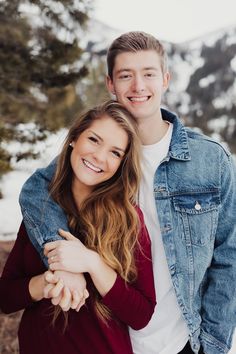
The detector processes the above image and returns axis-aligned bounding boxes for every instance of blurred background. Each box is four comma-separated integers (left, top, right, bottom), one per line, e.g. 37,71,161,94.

0,0,235,352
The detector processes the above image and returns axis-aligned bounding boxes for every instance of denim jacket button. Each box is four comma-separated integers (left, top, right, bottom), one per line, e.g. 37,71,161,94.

194,201,202,211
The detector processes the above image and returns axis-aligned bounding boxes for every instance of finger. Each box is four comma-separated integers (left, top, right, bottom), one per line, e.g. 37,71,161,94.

47,250,57,259
44,283,54,298
44,241,61,255
49,261,63,271
44,270,59,284
70,290,82,310
84,289,89,299
48,254,58,265
75,291,88,312
51,294,62,306
59,286,72,311
58,229,77,241
47,279,64,298
76,298,86,312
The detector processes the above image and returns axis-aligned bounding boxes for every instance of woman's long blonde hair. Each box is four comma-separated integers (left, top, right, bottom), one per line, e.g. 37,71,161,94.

49,100,142,321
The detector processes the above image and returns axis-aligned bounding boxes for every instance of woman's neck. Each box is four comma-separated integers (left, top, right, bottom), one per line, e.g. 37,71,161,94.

72,180,92,209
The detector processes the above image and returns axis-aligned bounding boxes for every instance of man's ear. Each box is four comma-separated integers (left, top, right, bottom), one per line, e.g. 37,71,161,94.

162,71,170,92
106,75,115,95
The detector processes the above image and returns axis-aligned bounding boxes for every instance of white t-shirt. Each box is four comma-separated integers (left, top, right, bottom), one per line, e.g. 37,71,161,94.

129,122,189,354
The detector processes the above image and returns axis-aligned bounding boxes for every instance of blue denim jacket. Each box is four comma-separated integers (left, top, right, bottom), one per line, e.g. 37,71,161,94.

19,109,236,354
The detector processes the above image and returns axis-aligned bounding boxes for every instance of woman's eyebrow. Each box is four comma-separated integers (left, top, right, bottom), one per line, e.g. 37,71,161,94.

88,130,126,152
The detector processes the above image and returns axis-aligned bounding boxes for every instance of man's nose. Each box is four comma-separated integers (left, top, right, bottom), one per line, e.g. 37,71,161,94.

131,75,145,92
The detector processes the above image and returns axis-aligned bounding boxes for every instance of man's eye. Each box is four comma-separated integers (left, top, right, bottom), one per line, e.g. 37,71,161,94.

119,74,131,79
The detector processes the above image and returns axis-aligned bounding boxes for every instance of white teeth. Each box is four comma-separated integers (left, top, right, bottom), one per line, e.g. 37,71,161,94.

129,97,149,102
83,159,102,172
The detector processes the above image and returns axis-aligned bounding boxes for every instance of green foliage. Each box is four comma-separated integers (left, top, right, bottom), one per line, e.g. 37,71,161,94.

0,0,94,192
79,57,110,108
0,147,12,177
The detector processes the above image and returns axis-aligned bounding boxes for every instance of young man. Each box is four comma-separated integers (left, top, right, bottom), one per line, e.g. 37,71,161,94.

19,32,236,354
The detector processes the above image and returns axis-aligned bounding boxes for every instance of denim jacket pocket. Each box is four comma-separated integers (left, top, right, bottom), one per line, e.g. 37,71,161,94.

173,191,220,245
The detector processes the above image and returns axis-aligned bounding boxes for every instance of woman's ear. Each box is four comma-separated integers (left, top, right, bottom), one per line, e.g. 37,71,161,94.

69,142,75,148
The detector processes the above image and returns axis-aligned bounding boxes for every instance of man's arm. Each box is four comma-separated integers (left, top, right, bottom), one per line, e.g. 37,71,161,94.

200,152,236,354
19,158,69,266
44,211,156,330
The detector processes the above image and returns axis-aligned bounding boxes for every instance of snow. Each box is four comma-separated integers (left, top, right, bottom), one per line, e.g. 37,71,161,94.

0,129,67,240
207,115,229,132
199,74,216,88
231,57,236,72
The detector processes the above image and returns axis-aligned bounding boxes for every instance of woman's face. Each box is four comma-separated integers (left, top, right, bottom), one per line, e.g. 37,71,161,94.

70,114,129,198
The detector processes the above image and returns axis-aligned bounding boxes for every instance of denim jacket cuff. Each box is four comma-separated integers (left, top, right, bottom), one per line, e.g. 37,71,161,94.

200,329,230,354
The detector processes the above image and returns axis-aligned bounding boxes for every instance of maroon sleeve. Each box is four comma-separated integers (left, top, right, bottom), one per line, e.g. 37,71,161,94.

102,208,156,330
0,223,40,314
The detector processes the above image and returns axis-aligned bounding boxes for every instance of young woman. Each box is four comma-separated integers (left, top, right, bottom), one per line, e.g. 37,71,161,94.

0,100,156,354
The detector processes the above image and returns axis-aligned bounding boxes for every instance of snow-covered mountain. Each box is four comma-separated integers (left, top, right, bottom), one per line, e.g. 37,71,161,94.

167,25,236,152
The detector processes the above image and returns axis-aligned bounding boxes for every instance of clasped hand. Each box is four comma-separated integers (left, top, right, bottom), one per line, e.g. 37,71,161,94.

43,229,93,311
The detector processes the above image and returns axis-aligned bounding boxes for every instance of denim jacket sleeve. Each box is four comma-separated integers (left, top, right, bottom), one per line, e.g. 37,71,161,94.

200,152,236,354
19,158,69,266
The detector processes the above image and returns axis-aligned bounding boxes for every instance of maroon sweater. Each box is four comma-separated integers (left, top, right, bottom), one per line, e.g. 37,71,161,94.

0,212,156,354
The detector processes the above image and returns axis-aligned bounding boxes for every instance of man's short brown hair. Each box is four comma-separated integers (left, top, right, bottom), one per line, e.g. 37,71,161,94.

107,31,168,79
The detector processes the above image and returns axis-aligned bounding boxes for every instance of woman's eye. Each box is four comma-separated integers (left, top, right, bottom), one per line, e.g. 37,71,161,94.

88,136,98,143
112,151,121,158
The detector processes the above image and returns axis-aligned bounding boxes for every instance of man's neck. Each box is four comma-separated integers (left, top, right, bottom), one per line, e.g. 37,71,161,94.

137,113,169,145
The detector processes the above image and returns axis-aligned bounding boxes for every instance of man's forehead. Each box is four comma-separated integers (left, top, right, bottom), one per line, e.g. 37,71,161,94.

113,50,161,71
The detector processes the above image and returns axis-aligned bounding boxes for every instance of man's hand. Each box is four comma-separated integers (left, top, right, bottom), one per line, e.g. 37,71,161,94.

44,270,89,312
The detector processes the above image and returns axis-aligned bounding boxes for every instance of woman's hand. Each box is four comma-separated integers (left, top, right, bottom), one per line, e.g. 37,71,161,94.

29,273,47,301
44,270,89,312
44,229,98,274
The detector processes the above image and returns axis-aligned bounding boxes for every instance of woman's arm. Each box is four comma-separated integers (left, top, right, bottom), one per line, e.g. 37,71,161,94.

0,222,89,315
0,223,43,313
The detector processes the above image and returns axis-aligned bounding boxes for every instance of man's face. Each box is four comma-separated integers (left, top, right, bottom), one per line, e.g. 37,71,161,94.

106,50,169,124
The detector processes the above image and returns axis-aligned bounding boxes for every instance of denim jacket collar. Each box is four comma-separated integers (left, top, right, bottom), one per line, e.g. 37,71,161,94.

161,108,191,161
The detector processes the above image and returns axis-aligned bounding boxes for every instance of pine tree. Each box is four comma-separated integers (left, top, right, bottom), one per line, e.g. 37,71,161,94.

0,0,93,196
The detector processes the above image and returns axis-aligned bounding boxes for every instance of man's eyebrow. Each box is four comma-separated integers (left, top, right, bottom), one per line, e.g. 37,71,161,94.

115,67,158,74
143,67,158,71
115,68,132,74
88,130,126,152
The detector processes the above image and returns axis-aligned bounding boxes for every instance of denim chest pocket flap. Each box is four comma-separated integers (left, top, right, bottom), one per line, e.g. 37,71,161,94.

173,191,220,245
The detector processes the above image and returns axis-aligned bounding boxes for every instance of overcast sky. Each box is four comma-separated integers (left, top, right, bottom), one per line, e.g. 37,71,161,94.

93,0,236,43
